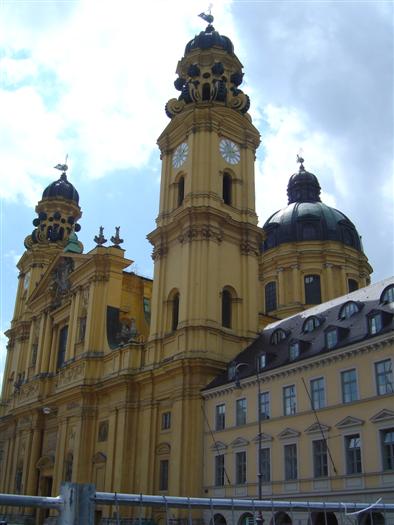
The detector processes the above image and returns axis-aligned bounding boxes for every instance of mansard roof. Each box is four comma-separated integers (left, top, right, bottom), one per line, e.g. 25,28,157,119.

204,277,394,391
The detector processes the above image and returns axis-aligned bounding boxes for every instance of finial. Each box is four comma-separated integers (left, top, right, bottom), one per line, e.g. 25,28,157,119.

296,152,305,171
94,226,107,247
198,4,214,26
54,154,69,174
110,226,124,248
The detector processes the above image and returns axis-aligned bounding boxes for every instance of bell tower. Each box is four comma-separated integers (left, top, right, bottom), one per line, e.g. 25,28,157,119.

147,19,261,366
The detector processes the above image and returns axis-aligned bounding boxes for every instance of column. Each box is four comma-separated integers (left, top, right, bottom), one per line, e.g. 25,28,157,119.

52,417,67,493
324,263,334,300
291,264,300,304
25,417,43,494
277,267,285,307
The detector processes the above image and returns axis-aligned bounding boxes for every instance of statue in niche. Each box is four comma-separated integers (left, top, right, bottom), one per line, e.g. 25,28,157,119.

98,420,109,442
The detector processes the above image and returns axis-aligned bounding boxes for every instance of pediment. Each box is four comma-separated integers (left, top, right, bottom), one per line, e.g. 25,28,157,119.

305,422,331,434
277,427,301,440
370,409,394,423
156,442,171,455
28,254,76,305
92,452,107,464
36,455,55,469
210,441,227,451
230,437,249,448
335,416,364,429
252,432,273,443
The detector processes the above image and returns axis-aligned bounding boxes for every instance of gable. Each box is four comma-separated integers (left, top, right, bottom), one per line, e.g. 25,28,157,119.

230,437,249,448
335,416,364,429
277,427,301,440
305,422,331,434
210,441,227,451
370,409,394,423
252,432,273,443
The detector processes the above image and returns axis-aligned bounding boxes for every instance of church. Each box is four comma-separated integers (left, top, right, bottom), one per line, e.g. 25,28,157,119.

0,17,392,525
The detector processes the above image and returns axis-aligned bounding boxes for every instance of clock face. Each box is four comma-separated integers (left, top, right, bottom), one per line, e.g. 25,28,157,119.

172,142,189,168
219,139,240,165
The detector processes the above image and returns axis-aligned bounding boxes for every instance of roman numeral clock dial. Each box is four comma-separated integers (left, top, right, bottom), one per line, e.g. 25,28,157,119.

219,138,240,165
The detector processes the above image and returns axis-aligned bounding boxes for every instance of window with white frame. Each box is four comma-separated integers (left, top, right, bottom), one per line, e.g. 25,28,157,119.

215,454,225,486
368,312,383,335
375,359,393,395
284,443,297,480
283,385,296,415
215,404,225,431
235,451,246,484
313,439,328,478
259,391,270,420
341,369,358,403
325,328,338,349
259,447,270,482
236,398,247,426
257,353,267,370
380,428,394,471
345,434,362,474
310,377,325,409
289,341,300,361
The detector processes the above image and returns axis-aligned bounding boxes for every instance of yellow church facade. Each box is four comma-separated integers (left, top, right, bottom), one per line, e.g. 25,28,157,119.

0,18,388,525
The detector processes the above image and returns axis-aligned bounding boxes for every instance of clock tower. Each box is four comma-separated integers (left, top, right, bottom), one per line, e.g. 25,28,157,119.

147,20,261,367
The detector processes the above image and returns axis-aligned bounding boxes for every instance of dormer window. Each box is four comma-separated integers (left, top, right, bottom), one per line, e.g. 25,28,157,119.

381,284,394,304
339,301,361,320
368,312,383,335
271,328,287,345
289,341,300,361
228,363,236,381
303,316,322,333
257,353,267,371
325,328,338,349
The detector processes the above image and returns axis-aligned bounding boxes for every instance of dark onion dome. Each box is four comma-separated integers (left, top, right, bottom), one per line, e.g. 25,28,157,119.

262,163,363,252
185,24,234,55
42,173,79,204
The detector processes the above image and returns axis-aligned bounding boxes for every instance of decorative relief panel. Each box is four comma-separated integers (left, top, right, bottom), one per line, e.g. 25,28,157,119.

177,225,223,244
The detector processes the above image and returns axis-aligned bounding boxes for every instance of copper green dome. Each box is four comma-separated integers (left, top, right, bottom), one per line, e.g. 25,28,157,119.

42,173,79,204
262,162,363,252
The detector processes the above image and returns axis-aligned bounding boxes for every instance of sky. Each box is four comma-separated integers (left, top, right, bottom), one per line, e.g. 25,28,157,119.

0,0,393,384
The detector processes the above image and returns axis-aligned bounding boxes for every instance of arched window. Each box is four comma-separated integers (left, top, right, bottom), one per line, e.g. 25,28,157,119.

265,282,277,312
222,289,232,328
339,301,361,320
348,279,359,292
178,176,185,206
381,284,394,304
304,274,321,304
172,293,179,331
223,173,232,205
271,328,287,345
303,316,323,333
202,83,211,101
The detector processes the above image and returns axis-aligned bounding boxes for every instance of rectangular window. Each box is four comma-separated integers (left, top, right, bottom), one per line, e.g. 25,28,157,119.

215,404,225,431
283,385,296,415
161,411,171,430
369,313,382,334
313,439,328,478
235,451,246,484
259,391,270,420
304,275,321,304
159,459,169,491
265,282,277,312
236,398,247,426
345,434,362,474
289,342,300,361
57,325,68,369
259,448,271,482
215,455,225,486
375,359,393,395
326,329,338,349
310,377,325,409
284,444,297,480
258,353,266,370
381,428,394,471
341,369,358,403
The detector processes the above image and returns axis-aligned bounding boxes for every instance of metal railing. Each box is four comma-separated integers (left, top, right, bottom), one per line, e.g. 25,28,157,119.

0,484,393,525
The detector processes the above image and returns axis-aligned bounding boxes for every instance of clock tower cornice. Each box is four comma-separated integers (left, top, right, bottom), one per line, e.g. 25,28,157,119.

157,106,260,155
